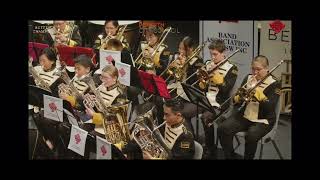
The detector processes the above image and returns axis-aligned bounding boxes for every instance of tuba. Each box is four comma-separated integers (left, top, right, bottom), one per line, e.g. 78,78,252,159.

81,76,130,145
131,107,171,159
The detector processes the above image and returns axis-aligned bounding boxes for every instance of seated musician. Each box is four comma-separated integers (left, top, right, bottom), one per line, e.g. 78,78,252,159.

197,39,238,159
166,36,204,137
29,48,65,156
136,26,170,76
58,54,94,110
85,65,128,146
29,47,64,97
217,55,281,159
94,20,130,51
43,20,82,47
142,99,195,159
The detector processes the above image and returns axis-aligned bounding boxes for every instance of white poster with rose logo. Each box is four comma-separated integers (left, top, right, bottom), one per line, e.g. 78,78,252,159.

96,136,112,159
99,49,121,69
68,125,88,156
115,61,131,86
43,94,63,122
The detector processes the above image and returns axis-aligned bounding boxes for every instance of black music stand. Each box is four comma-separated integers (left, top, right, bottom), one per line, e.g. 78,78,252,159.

181,83,215,141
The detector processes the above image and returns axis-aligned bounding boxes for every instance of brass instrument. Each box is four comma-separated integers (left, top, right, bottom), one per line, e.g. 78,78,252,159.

131,107,171,159
135,27,172,69
192,49,241,87
116,24,128,41
55,63,84,99
99,24,128,50
236,60,284,105
81,76,130,145
163,41,208,81
28,58,52,92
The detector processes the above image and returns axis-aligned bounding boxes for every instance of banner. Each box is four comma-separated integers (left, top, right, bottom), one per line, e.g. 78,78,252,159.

115,61,131,86
68,125,88,156
200,20,258,91
99,49,121,68
96,136,112,159
43,95,63,122
258,20,291,78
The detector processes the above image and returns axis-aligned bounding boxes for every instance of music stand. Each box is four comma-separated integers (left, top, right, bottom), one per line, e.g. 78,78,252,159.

57,46,97,67
181,83,215,140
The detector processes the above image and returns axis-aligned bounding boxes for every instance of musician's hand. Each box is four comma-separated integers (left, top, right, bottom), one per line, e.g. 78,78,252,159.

254,87,268,102
56,34,67,43
85,108,95,118
179,54,186,65
142,150,153,160
146,69,156,75
59,92,68,100
210,72,224,85
233,95,241,104
199,81,207,90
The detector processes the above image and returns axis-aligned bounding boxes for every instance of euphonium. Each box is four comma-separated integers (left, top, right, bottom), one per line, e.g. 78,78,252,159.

131,108,170,159
81,76,130,145
28,58,52,92
55,63,84,99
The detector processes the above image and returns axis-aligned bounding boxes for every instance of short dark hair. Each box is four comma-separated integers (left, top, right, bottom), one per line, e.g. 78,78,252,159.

164,99,184,114
104,20,119,28
74,54,93,70
40,47,57,62
252,55,269,68
208,39,226,53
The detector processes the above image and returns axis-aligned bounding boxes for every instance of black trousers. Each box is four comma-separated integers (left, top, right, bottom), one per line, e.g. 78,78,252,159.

201,110,217,151
217,113,274,159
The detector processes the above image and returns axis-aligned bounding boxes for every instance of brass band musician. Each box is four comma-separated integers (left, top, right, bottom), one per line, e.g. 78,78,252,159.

94,20,129,51
217,55,281,159
198,39,238,158
44,20,82,47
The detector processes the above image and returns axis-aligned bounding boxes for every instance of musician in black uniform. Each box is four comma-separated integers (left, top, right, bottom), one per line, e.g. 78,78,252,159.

198,39,238,158
136,26,170,76
29,47,65,158
29,47,64,97
93,20,130,51
85,65,129,149
43,20,82,47
59,54,94,111
166,36,204,135
142,99,195,159
217,55,281,159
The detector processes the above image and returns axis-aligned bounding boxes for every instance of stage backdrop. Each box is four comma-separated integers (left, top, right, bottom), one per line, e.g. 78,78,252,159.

257,20,291,79
200,20,258,92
